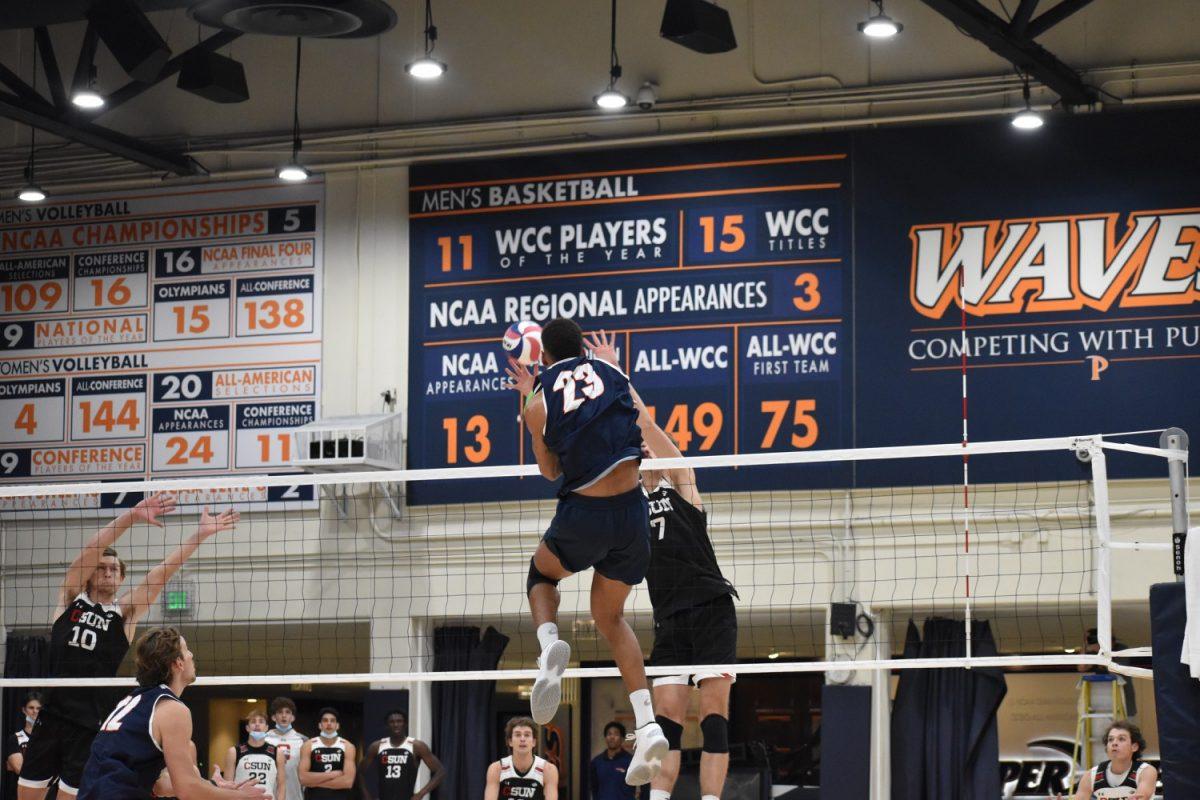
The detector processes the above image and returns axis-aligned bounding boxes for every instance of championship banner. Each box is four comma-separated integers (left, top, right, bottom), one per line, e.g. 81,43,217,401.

853,107,1200,485
0,180,324,511
408,138,853,503
409,109,1200,503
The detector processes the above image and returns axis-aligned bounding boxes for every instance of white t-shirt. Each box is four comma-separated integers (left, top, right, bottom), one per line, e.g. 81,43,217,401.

266,727,308,800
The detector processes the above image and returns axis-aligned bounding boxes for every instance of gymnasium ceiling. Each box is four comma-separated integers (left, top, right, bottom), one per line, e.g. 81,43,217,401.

0,0,1197,190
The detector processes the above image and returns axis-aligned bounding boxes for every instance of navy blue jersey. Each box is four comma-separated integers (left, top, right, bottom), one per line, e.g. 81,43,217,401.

537,356,641,496
77,684,180,800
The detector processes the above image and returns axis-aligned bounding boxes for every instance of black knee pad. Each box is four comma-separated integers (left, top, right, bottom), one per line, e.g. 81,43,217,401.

655,715,683,751
700,714,729,754
526,557,560,595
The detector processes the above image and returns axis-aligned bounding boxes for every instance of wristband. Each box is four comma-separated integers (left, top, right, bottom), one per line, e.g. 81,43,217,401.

523,391,537,411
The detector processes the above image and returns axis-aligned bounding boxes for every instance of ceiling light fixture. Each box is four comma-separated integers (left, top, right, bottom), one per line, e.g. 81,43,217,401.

276,37,311,182
593,0,628,110
71,66,105,110
1011,74,1044,130
17,34,46,203
405,0,445,79
858,1,903,38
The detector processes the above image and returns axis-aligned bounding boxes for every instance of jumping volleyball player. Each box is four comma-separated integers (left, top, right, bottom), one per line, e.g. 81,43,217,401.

505,317,668,785
19,497,241,800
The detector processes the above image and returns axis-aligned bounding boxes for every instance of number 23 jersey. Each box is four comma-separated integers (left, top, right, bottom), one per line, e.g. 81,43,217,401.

537,356,641,497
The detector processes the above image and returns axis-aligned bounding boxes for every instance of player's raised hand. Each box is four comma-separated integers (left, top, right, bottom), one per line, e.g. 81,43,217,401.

586,329,619,366
130,492,178,527
197,508,240,540
505,357,539,397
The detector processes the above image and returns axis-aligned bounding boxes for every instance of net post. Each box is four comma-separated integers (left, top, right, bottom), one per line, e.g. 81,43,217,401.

1158,427,1190,582
1088,441,1113,657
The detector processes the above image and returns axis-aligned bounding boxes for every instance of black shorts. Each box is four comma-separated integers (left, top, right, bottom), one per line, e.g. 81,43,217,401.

651,594,738,685
18,712,96,795
543,486,650,585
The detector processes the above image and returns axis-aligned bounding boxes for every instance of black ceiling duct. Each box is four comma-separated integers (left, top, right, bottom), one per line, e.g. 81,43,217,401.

188,0,397,38
87,0,172,82
177,49,248,103
660,0,737,54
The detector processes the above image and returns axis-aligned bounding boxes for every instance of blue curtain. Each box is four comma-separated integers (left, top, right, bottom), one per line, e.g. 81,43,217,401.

432,626,510,800
891,618,1006,800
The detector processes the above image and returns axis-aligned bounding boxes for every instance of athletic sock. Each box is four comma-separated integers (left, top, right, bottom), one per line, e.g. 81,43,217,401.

630,688,654,728
650,791,671,800
537,622,559,653
702,795,720,800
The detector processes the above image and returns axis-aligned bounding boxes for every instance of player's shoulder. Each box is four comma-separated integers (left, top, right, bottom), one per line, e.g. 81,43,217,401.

1135,760,1158,777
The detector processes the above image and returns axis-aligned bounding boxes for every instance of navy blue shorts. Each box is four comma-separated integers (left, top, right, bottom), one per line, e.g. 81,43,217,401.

543,486,650,585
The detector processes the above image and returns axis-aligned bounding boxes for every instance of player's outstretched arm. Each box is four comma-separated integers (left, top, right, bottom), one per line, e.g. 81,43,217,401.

414,740,446,800
59,493,177,609
507,358,561,480
483,761,501,800
121,509,240,633
543,761,560,800
156,701,265,799
638,417,701,510
358,740,380,800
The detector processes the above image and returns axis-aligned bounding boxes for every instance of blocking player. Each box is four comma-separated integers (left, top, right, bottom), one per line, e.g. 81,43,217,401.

76,626,264,799
1056,720,1157,800
20,497,241,800
220,711,286,800
635,410,738,800
265,697,306,800
505,317,666,785
299,708,357,800
360,710,444,800
484,717,558,800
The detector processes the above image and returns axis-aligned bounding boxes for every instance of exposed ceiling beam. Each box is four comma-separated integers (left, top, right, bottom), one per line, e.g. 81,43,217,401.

33,27,66,110
0,62,46,107
102,30,242,113
1027,0,1097,39
1010,0,1039,34
0,92,203,175
919,0,1096,105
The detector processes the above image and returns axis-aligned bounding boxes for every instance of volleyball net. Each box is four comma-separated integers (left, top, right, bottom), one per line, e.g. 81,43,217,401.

0,432,1186,689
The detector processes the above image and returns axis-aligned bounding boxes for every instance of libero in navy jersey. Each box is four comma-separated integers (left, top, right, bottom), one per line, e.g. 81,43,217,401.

299,708,356,800
20,499,241,800
362,710,445,800
485,719,557,800
78,627,263,800
507,322,667,786
640,416,738,800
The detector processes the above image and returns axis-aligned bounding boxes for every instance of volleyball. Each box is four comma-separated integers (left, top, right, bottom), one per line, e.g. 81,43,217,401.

503,320,543,366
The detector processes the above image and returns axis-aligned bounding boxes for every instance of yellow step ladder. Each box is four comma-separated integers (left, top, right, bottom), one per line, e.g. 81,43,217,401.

1070,673,1127,790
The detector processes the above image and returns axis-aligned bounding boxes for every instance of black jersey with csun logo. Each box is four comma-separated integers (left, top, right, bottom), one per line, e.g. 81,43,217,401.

46,592,129,729
643,481,736,623
376,737,419,800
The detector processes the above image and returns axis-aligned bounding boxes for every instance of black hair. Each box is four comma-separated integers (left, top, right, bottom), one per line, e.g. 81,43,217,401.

386,709,407,721
603,720,626,738
540,318,585,362
318,706,340,723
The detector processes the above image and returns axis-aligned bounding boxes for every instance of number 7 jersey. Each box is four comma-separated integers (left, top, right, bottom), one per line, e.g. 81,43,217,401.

536,356,642,497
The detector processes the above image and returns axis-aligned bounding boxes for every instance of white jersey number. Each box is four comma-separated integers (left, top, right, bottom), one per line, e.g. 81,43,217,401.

552,363,605,413
68,625,97,651
100,694,143,732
